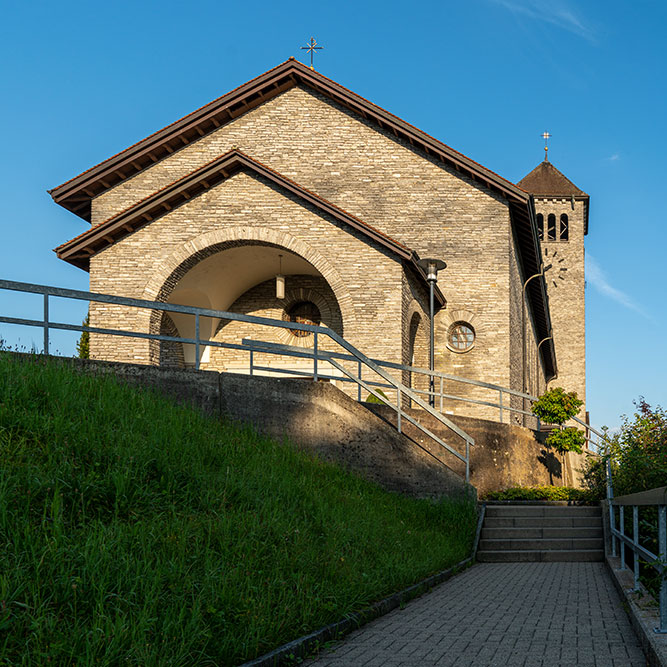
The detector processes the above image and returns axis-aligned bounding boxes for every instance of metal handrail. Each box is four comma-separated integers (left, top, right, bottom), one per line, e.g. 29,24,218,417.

609,487,667,634
239,335,607,456
0,278,474,481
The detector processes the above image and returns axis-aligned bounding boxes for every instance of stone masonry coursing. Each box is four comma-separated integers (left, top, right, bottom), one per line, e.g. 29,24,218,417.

90,171,407,375
534,198,586,418
85,84,547,419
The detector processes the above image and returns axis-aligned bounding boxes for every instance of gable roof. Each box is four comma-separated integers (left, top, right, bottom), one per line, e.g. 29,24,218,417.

50,60,556,378
49,58,532,221
518,160,589,234
54,149,445,306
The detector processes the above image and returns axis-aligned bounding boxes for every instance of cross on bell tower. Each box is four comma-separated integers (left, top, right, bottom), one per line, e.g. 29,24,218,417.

541,131,552,162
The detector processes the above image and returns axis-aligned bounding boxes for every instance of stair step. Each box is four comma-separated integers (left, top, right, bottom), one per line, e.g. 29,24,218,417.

481,526,603,539
477,549,604,563
484,516,601,528
479,537,603,551
485,505,601,518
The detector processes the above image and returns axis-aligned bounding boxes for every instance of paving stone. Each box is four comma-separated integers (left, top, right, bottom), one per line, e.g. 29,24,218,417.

302,563,645,666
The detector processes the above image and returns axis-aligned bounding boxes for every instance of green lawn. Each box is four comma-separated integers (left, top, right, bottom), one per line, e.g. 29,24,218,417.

0,353,476,666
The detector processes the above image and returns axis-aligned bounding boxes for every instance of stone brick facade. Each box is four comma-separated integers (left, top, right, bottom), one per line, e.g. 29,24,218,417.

74,81,560,422
534,198,587,417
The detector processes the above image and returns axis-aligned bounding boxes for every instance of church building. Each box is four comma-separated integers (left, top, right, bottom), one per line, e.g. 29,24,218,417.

50,58,589,423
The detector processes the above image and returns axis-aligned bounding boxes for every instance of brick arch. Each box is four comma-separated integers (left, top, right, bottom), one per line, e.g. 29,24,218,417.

140,227,356,362
404,300,429,392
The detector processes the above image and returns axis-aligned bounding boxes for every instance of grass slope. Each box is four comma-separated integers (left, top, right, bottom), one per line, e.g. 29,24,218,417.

0,354,476,666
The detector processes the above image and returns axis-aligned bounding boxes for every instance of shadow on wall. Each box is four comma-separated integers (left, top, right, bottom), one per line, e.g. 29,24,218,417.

537,449,562,485
218,373,472,500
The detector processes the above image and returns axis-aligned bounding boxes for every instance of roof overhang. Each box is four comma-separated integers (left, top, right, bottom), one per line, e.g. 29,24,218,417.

512,196,558,380
49,58,531,222
54,149,445,307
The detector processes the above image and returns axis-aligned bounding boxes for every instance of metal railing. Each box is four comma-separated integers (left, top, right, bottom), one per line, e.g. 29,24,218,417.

0,278,475,482
609,487,667,634
241,336,606,456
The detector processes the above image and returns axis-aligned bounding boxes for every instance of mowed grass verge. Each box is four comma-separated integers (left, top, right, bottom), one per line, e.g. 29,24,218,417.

0,353,477,666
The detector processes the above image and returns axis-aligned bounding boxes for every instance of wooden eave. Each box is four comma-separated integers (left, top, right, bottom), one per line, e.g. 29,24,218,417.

49,58,530,221
510,197,557,380
54,149,445,307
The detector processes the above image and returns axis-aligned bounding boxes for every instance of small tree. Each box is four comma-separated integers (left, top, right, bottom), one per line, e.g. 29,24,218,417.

532,386,585,454
76,313,90,359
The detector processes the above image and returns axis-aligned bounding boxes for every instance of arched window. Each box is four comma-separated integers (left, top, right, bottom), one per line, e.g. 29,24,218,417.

536,213,544,241
560,214,569,241
547,214,557,241
283,301,321,337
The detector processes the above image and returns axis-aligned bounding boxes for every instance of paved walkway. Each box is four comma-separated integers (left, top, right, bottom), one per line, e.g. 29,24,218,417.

303,563,646,667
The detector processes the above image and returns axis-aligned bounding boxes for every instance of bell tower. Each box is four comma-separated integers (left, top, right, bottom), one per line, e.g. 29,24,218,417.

518,155,589,417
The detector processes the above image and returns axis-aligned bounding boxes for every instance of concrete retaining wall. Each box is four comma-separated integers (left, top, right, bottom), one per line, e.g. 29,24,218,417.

365,405,590,497
8,354,470,500
10,353,589,500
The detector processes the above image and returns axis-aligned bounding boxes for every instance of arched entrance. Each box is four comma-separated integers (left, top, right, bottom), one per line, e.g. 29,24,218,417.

147,240,345,374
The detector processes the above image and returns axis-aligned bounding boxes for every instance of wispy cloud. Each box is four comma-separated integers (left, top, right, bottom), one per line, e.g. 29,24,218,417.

585,253,649,318
608,153,620,162
491,0,596,42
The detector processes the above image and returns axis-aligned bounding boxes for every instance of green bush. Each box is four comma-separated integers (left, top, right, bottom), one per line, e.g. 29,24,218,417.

76,312,90,359
531,387,585,454
531,386,583,424
582,398,667,498
484,485,593,502
546,427,585,455
365,388,389,404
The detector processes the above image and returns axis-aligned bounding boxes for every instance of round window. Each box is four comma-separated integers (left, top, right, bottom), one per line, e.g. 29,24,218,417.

448,322,475,352
283,301,321,337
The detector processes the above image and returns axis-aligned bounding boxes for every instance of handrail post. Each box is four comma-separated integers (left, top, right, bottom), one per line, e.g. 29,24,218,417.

313,332,318,382
194,314,200,370
498,389,503,423
658,504,667,634
607,458,617,558
439,376,443,412
249,350,254,376
610,504,617,558
465,440,470,484
43,293,49,355
357,360,362,402
619,506,626,570
397,390,402,433
632,505,640,591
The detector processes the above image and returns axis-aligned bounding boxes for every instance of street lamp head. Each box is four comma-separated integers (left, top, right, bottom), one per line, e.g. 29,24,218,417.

417,257,447,282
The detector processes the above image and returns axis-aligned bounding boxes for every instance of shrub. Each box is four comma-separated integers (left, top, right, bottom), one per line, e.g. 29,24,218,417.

531,386,583,424
531,386,585,454
546,427,586,455
76,312,90,359
365,388,389,404
582,398,667,498
484,485,593,502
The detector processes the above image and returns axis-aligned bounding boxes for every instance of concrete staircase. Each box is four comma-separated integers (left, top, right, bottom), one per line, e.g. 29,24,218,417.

477,504,604,562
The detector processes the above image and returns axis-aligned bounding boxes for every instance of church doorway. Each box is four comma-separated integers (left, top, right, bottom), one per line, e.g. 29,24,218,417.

150,241,344,377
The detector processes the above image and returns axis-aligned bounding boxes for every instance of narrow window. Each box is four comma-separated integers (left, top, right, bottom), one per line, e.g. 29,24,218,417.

560,214,569,241
547,214,556,241
536,213,544,241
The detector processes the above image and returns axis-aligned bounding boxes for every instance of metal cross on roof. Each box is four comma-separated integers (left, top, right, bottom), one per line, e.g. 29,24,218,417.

541,131,552,162
301,37,323,70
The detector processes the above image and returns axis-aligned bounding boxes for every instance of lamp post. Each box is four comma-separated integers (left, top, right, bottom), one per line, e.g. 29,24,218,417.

536,332,553,396
417,257,447,407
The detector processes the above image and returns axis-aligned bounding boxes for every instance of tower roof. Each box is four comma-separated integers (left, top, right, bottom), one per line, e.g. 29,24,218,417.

517,160,588,197
517,160,590,234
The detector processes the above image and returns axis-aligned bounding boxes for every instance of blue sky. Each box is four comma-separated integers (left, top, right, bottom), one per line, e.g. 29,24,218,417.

0,0,664,431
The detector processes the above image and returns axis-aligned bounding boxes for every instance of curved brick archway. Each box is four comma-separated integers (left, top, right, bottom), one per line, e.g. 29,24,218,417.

140,227,356,363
